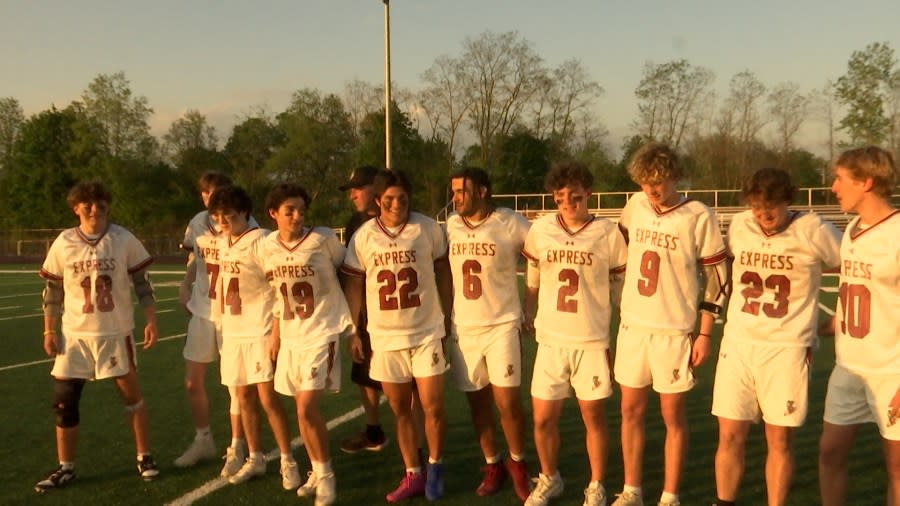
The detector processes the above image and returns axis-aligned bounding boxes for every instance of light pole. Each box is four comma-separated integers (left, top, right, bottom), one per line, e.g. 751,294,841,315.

383,0,392,170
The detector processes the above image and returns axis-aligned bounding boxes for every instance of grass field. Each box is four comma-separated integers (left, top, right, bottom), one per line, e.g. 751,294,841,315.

0,265,889,505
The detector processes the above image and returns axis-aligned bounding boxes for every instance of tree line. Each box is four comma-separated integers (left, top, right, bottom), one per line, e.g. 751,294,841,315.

1,33,897,234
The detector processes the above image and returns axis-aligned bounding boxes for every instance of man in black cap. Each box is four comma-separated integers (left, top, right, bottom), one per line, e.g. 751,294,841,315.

338,165,389,453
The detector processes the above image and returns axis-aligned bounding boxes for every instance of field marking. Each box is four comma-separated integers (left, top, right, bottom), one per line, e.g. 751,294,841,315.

818,302,835,316
0,332,186,372
821,286,838,293
0,291,40,299
0,305,22,311
0,312,42,321
0,269,39,274
166,405,369,506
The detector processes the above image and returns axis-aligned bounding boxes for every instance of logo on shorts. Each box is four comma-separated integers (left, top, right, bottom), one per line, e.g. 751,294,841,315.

255,362,261,373
432,352,440,366
592,376,601,390
309,367,319,379
110,356,118,368
784,400,796,416
505,364,515,378
889,409,898,427
671,369,681,384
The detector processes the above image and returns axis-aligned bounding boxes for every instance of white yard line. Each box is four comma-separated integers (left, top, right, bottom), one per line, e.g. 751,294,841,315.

0,333,186,372
0,313,42,322
818,302,835,316
165,405,371,506
0,292,40,299
0,305,22,311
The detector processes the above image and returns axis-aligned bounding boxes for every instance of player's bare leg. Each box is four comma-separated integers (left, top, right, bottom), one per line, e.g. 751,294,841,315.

184,360,210,430
56,427,78,462
763,423,794,506
532,397,564,476
494,384,527,457
237,386,263,452
884,439,900,506
620,385,649,489
361,385,381,425
382,381,420,468
819,422,858,506
659,391,687,497
114,367,151,454
257,381,293,454
578,398,609,482
415,374,446,462
412,387,426,451
227,386,244,440
467,386,499,459
296,389,328,463
714,417,750,502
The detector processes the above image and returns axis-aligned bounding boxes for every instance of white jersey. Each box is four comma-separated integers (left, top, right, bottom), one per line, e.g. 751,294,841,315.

215,227,274,343
342,212,448,352
183,211,259,319
834,211,900,375
40,224,153,338
619,192,727,333
446,207,530,328
724,210,841,347
257,227,354,350
523,214,627,348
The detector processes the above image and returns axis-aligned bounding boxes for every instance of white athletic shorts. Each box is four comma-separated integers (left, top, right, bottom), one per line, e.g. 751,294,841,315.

370,339,448,384
51,333,136,380
613,322,695,393
823,364,900,441
712,339,810,427
530,340,612,401
183,316,222,363
274,340,341,396
220,339,275,387
449,320,522,391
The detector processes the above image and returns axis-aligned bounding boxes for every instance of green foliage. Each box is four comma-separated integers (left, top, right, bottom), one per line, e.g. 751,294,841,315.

834,42,898,146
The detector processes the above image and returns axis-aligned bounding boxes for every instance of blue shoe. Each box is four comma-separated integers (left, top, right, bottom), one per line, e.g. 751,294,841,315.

425,462,444,500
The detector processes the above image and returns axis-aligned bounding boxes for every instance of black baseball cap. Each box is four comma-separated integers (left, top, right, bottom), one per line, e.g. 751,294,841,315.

338,166,378,191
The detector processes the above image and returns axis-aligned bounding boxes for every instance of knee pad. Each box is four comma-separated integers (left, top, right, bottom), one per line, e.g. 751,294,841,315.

53,379,85,428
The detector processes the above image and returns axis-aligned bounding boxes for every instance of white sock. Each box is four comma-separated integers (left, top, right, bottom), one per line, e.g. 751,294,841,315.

281,453,295,464
311,460,333,476
196,427,211,439
60,461,75,470
623,484,642,495
485,454,502,465
660,491,679,504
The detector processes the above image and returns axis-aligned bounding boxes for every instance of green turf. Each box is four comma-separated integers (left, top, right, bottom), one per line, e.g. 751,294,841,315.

0,268,889,505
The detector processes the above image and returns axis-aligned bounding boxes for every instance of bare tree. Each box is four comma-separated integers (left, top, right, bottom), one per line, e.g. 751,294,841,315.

0,97,24,172
418,55,471,166
810,81,841,170
767,82,810,154
530,59,603,147
632,59,714,149
458,30,545,167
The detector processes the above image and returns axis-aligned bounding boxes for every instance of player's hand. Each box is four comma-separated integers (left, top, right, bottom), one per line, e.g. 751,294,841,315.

348,334,365,364
522,315,535,335
178,281,192,314
691,333,710,367
43,331,59,357
143,321,158,350
889,386,900,428
268,334,281,362
817,315,836,338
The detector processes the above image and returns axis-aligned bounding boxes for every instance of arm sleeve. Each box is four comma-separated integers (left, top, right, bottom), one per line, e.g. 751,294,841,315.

42,279,64,317
131,269,155,307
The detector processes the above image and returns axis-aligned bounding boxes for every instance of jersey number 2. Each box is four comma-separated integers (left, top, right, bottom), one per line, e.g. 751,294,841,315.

378,267,421,310
739,271,790,318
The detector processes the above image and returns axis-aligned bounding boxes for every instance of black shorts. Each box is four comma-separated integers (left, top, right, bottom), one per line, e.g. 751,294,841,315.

349,328,382,391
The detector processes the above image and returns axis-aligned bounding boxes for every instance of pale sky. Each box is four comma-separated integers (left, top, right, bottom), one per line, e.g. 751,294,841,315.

2,0,899,156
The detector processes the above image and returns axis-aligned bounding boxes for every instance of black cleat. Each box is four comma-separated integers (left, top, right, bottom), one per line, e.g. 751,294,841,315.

137,455,160,481
35,465,76,493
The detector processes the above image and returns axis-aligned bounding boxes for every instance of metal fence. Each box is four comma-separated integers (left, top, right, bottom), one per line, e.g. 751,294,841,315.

3,188,896,261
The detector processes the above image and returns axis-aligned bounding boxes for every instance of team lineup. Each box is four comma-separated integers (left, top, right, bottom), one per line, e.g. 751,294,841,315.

33,143,899,506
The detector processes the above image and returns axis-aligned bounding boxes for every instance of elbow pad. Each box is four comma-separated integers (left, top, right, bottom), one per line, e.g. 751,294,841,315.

42,280,64,317
131,270,156,307
700,260,731,316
